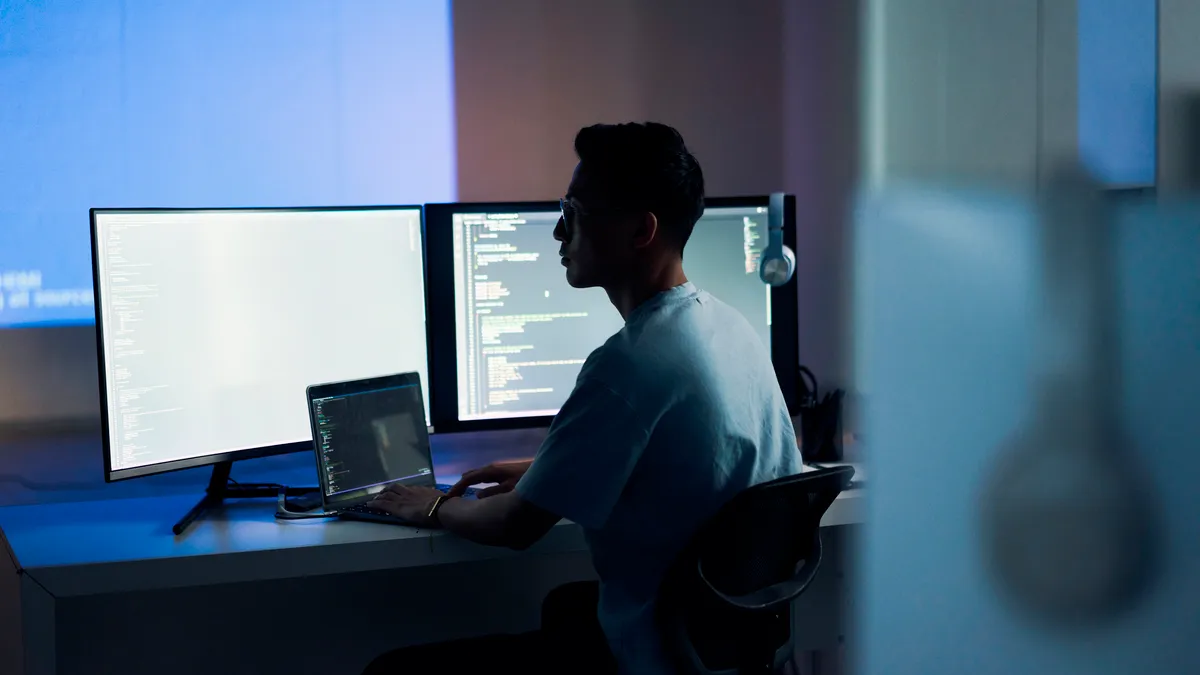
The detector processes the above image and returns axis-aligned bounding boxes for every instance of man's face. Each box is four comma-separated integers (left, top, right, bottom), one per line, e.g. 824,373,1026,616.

554,163,640,289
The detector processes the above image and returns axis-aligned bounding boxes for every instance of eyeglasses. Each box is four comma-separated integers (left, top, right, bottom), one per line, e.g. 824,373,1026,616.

559,197,575,225
559,197,631,225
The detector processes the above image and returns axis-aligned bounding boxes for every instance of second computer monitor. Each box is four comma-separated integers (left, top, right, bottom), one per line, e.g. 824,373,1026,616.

425,197,799,431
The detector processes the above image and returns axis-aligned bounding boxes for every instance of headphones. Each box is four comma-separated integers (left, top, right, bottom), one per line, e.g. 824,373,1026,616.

759,192,796,286
979,162,1159,628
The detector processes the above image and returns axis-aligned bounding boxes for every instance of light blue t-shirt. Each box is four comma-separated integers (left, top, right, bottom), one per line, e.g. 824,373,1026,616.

517,282,802,673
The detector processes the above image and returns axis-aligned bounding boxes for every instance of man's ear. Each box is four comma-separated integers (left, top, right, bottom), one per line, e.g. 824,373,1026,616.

631,212,658,249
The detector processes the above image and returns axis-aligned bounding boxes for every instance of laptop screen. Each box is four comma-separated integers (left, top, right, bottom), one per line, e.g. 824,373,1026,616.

310,381,435,504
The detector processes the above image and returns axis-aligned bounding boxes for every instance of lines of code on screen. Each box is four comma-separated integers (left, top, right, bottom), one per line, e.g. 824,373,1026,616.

313,384,433,499
450,206,773,422
451,210,620,420
93,209,430,474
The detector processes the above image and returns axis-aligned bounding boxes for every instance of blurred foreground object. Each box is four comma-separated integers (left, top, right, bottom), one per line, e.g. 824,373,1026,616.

854,177,1198,673
980,162,1159,627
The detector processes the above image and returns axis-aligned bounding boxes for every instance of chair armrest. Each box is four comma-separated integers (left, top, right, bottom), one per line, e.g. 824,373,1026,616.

696,535,824,611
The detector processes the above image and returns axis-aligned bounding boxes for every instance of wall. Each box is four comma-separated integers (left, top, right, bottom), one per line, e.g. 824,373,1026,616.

783,0,862,392
1158,0,1200,192
861,0,1078,189
452,0,786,202
453,0,860,388
3,0,862,429
0,327,98,428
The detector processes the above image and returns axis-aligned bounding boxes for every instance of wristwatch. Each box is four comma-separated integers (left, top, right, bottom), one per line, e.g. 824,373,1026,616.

427,494,448,527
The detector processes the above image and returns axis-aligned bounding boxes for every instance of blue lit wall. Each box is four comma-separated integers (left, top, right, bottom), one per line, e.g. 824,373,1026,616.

1078,0,1157,186
0,0,455,328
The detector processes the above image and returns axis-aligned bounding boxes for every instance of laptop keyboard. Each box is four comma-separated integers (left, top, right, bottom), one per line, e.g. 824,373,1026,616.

341,484,480,518
342,503,399,518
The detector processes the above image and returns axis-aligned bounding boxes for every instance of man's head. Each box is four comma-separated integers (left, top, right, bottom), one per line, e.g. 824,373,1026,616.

554,122,705,289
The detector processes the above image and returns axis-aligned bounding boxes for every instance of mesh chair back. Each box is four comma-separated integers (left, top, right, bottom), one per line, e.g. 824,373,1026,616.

697,466,853,600
659,465,855,674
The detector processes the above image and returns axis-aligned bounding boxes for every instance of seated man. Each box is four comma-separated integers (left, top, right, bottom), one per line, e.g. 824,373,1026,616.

363,121,802,674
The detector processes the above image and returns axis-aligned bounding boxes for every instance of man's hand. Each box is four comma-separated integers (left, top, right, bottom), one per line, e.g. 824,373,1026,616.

447,459,534,498
367,484,446,527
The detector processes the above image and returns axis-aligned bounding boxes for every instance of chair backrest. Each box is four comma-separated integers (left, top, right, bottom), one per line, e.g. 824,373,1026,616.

697,466,854,600
658,465,855,674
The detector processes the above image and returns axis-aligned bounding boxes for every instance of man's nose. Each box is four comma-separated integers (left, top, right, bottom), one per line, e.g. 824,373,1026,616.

553,216,565,242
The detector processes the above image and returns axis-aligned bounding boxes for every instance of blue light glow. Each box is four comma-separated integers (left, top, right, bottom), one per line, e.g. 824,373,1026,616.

0,0,455,328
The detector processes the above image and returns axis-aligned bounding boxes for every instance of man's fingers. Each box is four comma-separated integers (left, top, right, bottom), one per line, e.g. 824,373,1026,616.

370,490,401,504
476,483,512,499
462,466,498,483
445,479,472,497
365,493,400,514
370,500,402,515
447,465,498,496
380,483,428,497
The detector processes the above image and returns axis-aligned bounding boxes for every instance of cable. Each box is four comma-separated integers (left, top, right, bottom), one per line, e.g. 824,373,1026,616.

228,477,287,490
273,489,338,520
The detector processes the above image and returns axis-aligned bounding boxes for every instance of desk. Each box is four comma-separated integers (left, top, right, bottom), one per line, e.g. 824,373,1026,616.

0,489,862,675
0,422,865,675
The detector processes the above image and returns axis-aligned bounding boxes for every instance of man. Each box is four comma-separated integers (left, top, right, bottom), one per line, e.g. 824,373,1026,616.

364,122,801,673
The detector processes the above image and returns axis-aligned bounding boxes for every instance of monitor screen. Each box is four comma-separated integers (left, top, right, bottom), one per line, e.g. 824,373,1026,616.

310,379,433,504
92,207,429,480
439,200,783,425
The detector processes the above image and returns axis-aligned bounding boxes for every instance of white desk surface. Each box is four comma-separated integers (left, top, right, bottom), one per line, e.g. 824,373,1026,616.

0,487,863,598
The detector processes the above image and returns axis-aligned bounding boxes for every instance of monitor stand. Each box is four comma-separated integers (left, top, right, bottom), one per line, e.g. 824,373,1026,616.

172,461,320,535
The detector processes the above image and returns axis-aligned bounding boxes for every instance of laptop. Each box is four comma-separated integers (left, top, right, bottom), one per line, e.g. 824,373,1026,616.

305,372,475,526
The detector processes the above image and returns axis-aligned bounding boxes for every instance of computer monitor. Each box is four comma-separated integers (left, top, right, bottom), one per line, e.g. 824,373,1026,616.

425,196,799,432
91,206,431,482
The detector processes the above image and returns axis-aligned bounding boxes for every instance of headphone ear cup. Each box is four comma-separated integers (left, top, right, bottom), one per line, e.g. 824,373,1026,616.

759,244,796,286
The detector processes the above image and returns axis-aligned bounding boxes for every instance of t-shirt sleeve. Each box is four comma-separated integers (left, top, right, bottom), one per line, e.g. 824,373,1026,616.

516,376,651,530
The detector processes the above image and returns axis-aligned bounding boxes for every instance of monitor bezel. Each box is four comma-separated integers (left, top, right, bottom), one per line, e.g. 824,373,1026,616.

424,195,800,433
90,204,428,482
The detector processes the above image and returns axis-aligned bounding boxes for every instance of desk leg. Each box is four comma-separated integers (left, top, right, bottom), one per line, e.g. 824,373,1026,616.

20,575,55,675
0,551,19,673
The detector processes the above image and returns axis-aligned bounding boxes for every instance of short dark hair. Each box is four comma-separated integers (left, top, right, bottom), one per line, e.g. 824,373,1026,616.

572,122,705,248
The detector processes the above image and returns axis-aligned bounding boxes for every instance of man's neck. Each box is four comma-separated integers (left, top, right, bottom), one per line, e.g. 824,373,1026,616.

605,262,689,321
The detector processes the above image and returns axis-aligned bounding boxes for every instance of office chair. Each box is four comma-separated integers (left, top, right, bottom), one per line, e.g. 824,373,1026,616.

658,465,855,675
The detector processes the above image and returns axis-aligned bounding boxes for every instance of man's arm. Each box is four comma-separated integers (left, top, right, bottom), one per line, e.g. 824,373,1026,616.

371,374,649,546
436,490,560,550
